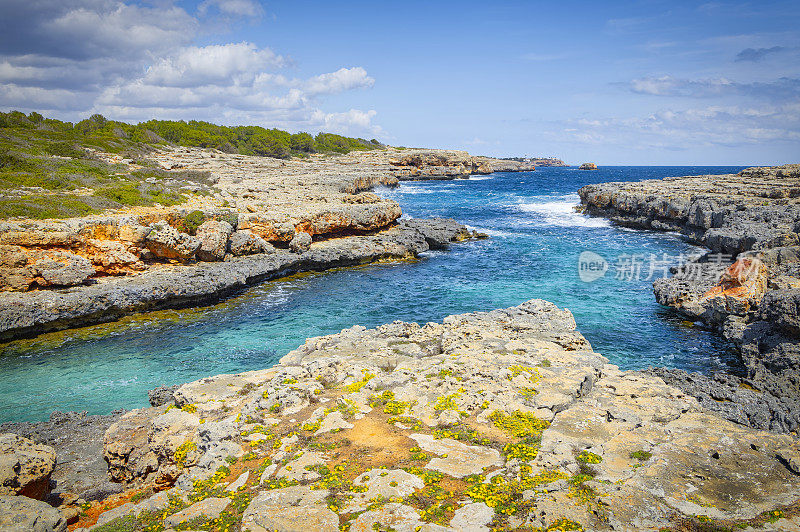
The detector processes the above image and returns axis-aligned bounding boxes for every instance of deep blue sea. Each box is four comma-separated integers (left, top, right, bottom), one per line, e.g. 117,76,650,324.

0,166,747,423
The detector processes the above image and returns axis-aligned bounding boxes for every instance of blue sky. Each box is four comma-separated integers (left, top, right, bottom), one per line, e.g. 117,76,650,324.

1,0,799,164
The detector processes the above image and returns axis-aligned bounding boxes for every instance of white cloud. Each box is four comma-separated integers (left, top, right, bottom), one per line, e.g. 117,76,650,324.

556,104,800,150
0,1,383,138
142,43,285,88
309,109,382,136
304,67,375,96
626,75,800,102
198,0,264,18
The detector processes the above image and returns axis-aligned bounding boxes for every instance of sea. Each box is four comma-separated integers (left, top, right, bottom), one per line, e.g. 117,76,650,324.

0,166,747,423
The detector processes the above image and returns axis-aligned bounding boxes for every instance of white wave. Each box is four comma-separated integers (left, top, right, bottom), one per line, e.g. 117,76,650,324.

465,225,519,237
390,184,456,195
468,175,495,181
516,195,610,228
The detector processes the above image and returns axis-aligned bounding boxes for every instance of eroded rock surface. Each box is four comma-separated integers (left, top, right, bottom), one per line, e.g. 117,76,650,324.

0,434,56,500
0,145,529,339
580,164,800,433
70,300,800,531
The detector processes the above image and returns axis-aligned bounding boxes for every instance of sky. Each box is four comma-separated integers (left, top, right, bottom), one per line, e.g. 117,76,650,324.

1,0,799,164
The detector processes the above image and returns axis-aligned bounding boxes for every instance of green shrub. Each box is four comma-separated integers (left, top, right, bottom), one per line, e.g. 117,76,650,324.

180,210,206,235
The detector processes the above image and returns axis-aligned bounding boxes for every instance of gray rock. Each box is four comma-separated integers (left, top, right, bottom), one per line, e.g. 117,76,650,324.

400,217,474,249
163,497,230,527
228,230,273,256
644,367,800,434
0,495,67,532
145,221,201,261
289,231,312,253
33,252,94,287
0,411,123,503
195,220,233,262
241,486,338,532
0,434,56,500
148,386,179,407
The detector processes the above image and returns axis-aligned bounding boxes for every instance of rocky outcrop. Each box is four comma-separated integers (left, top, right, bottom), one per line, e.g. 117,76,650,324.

578,164,800,254
0,218,480,340
0,495,67,532
643,367,800,433
0,145,537,296
387,150,541,180
0,434,56,500
0,411,125,506
288,231,312,253
195,220,234,261
580,164,800,433
579,162,597,170
71,300,800,531
144,221,201,261
228,229,273,256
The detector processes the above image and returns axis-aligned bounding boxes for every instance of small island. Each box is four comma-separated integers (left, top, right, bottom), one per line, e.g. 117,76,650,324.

579,162,598,170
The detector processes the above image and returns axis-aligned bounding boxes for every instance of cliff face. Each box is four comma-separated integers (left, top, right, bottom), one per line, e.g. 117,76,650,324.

578,164,800,430
53,300,800,531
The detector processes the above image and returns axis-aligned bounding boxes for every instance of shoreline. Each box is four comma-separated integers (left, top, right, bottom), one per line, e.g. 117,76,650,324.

0,146,545,342
6,299,799,531
0,218,483,342
579,164,800,433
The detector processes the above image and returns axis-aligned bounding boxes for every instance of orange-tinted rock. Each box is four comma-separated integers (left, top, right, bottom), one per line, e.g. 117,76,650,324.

700,258,768,315
82,239,146,275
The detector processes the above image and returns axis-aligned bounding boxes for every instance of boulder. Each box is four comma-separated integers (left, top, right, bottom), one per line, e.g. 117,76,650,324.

289,231,312,253
163,497,230,527
401,218,474,249
81,239,145,275
0,245,36,290
195,220,233,262
33,252,95,287
0,495,67,532
698,258,769,316
144,221,201,261
148,385,179,407
241,486,338,532
0,434,56,500
228,230,273,256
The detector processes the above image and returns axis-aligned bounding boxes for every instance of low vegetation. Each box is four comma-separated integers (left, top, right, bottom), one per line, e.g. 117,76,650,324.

0,110,384,219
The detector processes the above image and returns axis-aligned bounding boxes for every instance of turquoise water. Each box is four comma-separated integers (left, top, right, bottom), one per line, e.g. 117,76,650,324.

0,166,745,423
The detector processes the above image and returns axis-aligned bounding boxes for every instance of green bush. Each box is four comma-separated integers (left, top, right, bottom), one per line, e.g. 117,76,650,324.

179,210,206,235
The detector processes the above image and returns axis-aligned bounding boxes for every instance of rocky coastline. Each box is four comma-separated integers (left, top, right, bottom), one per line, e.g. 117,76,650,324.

0,146,550,340
579,164,800,434
4,299,800,531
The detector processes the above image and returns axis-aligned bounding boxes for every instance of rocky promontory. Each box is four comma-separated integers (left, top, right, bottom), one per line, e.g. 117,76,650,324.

579,164,800,433
4,299,797,531
0,145,546,340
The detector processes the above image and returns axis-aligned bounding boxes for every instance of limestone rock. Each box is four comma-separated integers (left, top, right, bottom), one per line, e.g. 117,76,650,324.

409,434,502,478
0,434,56,499
33,252,94,287
276,451,326,482
163,497,230,527
148,385,179,407
579,162,598,170
228,230,273,256
0,495,67,532
195,220,233,261
450,502,494,531
349,502,441,532
241,486,338,532
289,231,312,253
343,469,425,512
145,221,201,261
